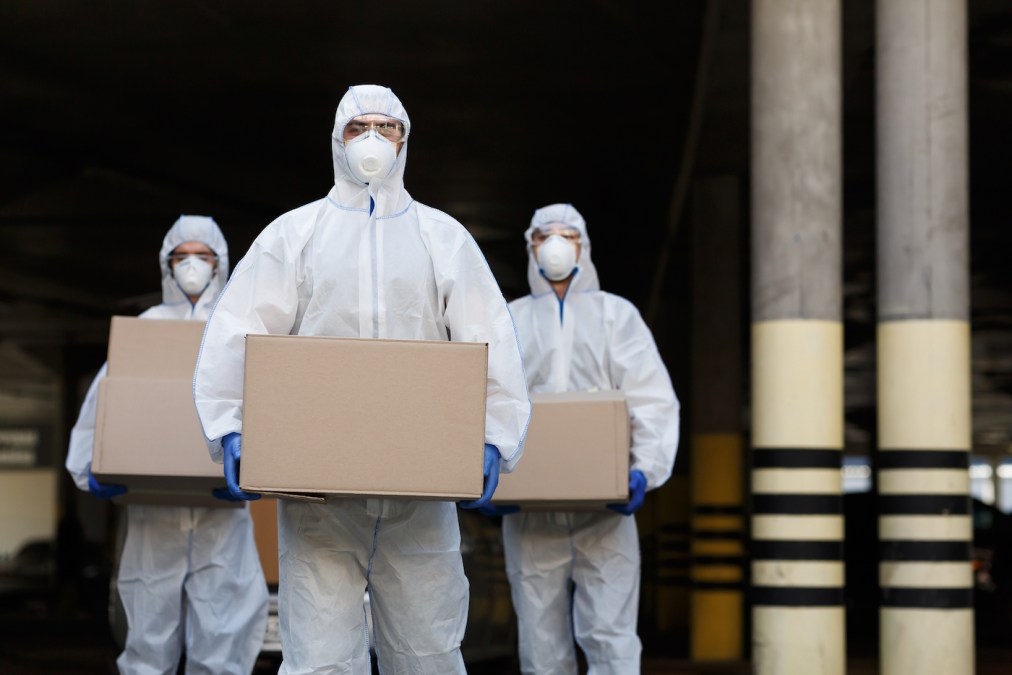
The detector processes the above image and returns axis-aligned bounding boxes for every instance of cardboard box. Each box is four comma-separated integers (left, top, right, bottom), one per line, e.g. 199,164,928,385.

492,391,630,509
241,334,487,501
250,497,279,586
92,316,231,507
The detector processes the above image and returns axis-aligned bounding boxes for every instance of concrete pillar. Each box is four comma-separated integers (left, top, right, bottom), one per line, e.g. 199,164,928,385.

876,1,973,673
690,176,744,661
751,2,844,674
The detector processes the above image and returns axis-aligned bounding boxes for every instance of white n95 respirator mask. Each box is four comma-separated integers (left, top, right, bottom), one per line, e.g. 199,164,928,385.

345,130,397,184
537,235,578,281
174,256,214,297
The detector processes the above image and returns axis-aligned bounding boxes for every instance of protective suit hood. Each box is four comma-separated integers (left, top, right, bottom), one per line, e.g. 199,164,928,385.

330,84,412,217
524,203,599,295
159,215,229,306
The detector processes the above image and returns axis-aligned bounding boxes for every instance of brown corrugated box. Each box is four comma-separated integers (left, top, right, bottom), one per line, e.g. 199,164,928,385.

250,498,279,585
92,316,231,507
240,334,487,501
492,390,630,509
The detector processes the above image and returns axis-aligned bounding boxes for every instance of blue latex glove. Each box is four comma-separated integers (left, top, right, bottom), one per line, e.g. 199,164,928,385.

478,503,520,517
608,470,647,516
88,469,127,499
459,443,500,509
212,487,243,502
222,432,261,501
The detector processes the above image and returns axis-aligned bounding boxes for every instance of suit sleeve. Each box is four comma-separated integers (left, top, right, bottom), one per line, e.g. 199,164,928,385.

65,363,108,492
424,220,531,472
606,296,680,490
193,224,303,462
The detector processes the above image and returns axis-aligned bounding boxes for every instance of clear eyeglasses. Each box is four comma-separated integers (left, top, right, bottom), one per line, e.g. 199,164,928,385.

343,114,406,143
168,252,218,265
531,228,581,246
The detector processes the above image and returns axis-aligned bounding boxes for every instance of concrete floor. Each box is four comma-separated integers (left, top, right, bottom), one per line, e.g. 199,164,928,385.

3,609,1012,675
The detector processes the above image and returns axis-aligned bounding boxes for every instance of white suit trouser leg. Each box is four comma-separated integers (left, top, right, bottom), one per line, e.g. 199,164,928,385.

116,505,268,675
277,499,468,675
502,511,642,675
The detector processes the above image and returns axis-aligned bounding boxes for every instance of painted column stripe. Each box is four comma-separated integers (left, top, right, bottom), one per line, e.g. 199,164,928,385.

753,561,844,587
752,494,841,514
693,530,746,541
752,322,843,448
878,322,970,449
876,450,969,469
878,516,972,540
753,448,842,468
753,516,843,540
750,322,843,621
752,541,843,561
696,540,746,556
879,470,969,494
878,495,970,515
753,469,841,493
693,566,744,583
753,608,845,674
880,588,973,609
693,505,745,516
879,541,971,561
692,514,744,530
881,609,974,675
752,587,845,606
694,555,747,566
690,429,743,661
695,581,746,591
880,562,973,588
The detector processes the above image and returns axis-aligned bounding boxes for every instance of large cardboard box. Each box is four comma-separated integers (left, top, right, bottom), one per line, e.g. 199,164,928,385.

492,391,630,509
241,334,487,501
92,316,231,507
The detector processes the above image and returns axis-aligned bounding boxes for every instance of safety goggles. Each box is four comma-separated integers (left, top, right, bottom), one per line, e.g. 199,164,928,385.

343,114,407,143
531,227,581,246
167,252,218,265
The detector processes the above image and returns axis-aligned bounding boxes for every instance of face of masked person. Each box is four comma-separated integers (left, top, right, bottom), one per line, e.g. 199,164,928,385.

342,113,406,185
173,255,214,297
345,131,398,184
536,234,579,281
168,242,218,298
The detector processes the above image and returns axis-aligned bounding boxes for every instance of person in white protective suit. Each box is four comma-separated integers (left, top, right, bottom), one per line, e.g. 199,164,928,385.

192,84,531,675
493,203,680,675
65,215,268,675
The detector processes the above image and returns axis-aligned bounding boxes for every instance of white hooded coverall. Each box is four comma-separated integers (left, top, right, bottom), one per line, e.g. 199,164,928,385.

192,85,531,675
65,216,268,675
504,203,680,675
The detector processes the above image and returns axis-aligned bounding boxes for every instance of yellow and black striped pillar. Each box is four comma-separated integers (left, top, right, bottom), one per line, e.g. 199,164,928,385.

877,324,972,674
691,434,744,659
751,323,844,674
689,176,744,661
876,1,972,672
651,476,692,635
751,1,844,673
